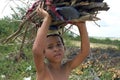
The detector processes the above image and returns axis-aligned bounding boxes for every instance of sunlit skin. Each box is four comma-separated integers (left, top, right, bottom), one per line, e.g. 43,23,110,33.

45,36,65,64
32,2,90,80
44,36,69,80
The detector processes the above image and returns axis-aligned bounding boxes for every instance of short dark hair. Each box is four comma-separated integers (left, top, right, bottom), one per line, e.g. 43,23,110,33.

47,34,64,45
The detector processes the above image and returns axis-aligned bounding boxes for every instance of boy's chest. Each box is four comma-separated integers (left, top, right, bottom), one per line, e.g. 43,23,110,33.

51,72,68,80
45,69,69,80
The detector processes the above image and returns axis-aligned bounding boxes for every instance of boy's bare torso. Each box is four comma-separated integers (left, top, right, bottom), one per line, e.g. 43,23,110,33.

37,64,70,80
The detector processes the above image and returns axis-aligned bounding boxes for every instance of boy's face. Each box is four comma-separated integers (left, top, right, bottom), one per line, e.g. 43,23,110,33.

44,36,65,63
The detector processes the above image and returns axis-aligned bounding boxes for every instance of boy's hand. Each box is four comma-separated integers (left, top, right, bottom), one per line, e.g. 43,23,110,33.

36,2,51,19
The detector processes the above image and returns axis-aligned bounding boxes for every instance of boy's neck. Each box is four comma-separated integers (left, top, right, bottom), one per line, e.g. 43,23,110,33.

48,62,62,71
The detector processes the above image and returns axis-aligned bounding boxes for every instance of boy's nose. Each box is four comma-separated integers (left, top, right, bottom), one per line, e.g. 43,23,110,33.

53,46,60,51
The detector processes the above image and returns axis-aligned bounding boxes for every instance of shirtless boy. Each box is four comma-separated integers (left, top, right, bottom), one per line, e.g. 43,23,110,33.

32,2,90,80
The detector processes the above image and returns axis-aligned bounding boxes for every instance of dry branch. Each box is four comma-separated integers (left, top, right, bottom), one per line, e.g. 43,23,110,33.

3,11,36,43
4,0,110,43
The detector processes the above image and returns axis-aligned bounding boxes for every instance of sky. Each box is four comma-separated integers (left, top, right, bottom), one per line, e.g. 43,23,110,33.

0,0,120,38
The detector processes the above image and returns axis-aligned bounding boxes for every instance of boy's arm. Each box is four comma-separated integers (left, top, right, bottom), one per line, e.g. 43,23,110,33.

32,2,51,74
66,22,90,70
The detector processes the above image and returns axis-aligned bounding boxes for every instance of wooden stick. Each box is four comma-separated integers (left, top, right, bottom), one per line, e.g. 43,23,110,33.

3,11,36,43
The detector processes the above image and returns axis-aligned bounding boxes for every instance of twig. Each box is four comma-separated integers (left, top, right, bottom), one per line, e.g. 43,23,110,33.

3,11,36,43
12,25,35,41
1,0,11,14
94,21,101,27
19,22,29,51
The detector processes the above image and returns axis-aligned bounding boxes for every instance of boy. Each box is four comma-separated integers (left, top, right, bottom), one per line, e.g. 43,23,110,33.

32,2,90,80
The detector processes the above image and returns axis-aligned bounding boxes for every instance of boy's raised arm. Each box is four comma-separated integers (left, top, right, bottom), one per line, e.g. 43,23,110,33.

32,2,52,74
67,22,90,70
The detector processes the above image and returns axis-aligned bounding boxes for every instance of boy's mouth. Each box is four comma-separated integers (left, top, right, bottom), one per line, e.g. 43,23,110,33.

54,53,62,58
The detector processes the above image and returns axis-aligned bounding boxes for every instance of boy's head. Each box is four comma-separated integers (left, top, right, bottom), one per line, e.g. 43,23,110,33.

47,33,64,45
44,33,65,63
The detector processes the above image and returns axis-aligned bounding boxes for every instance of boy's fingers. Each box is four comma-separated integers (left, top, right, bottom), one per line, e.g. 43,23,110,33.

41,1,44,9
36,2,41,11
36,1,44,12
37,1,44,9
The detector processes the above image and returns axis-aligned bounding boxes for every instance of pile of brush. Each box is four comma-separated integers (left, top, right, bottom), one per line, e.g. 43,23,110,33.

4,0,110,43
24,0,110,28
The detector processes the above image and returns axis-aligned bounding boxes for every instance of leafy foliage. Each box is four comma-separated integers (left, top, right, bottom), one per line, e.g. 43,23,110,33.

0,16,120,79
1,43,120,80
0,18,19,38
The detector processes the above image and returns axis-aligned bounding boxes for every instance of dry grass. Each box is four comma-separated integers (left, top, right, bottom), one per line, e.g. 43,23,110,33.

70,40,118,49
90,43,118,49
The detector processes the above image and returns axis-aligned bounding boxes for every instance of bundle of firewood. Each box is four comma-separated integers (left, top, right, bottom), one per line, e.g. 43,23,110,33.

3,0,110,43
24,0,109,29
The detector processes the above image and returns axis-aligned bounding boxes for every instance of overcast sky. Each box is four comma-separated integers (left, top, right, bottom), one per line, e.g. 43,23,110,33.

0,0,120,38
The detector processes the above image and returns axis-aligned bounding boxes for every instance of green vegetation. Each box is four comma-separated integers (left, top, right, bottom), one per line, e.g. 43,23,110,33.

90,37,120,49
0,19,120,80
1,40,119,80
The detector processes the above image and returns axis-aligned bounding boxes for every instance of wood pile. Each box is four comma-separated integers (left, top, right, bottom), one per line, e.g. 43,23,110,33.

24,0,110,29
3,0,110,43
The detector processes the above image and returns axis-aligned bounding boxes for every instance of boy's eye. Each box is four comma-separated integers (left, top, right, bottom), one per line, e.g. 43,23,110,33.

48,46,53,49
47,43,63,49
57,43,62,47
